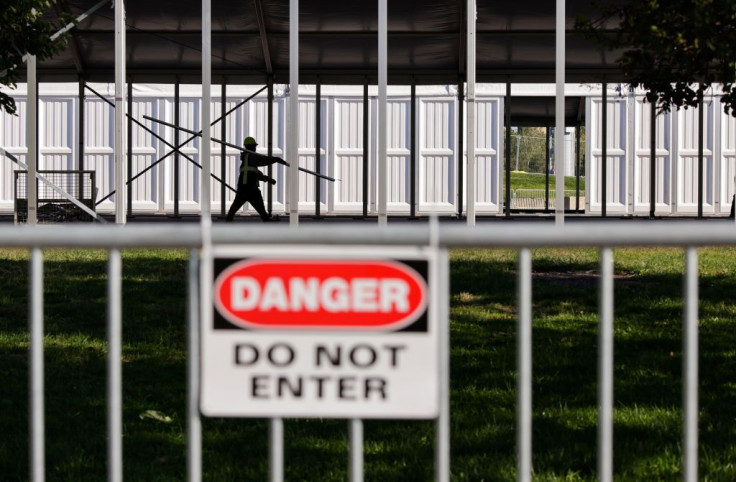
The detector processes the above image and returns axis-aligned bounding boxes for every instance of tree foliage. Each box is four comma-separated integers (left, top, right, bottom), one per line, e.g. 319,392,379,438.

0,0,70,114
576,0,736,116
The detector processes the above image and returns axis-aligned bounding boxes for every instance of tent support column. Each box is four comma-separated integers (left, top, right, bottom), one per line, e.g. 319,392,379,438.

377,0,387,225
288,0,299,227
202,0,212,220
555,0,565,224
466,0,476,225
114,0,126,225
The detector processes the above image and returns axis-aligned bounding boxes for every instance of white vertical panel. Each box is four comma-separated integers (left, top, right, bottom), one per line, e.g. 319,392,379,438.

674,99,714,213
333,99,365,212
588,98,628,213
130,98,158,211
170,99,200,211
86,98,115,212
474,99,501,212
298,99,316,209
632,96,672,214
40,98,74,171
720,109,736,213
1,99,28,208
387,100,410,210
419,98,455,212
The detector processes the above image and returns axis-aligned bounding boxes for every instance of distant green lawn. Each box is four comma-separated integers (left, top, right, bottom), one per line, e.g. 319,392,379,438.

1,247,734,480
508,170,585,192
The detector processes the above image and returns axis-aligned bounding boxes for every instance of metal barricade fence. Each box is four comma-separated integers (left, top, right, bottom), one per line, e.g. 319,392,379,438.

2,221,725,482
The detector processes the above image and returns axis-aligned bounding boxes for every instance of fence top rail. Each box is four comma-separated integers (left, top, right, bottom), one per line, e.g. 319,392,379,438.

0,221,736,249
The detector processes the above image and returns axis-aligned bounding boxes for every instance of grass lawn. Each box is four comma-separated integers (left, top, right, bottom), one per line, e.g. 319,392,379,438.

1,247,735,480
508,171,585,192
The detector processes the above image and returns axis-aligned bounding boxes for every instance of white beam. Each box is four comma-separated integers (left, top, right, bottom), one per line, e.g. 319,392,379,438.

27,56,38,225
289,0,299,227
555,0,566,225
466,0,476,226
377,0,387,225
114,0,126,224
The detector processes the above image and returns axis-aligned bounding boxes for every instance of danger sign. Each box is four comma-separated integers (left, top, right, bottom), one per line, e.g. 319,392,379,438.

200,245,444,419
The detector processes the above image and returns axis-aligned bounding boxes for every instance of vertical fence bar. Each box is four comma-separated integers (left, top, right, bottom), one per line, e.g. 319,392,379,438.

598,247,614,482
517,247,532,482
107,249,123,482
187,249,202,482
29,247,44,482
349,419,363,482
436,240,450,482
270,418,284,482
683,247,699,482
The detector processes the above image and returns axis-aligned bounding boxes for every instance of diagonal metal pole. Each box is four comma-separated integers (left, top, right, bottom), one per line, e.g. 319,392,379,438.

86,85,238,205
144,115,338,183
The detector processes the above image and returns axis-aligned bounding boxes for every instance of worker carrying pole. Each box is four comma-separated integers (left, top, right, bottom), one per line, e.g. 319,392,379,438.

226,136,280,222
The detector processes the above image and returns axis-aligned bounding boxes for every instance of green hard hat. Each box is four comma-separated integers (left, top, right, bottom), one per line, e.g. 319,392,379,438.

243,136,258,146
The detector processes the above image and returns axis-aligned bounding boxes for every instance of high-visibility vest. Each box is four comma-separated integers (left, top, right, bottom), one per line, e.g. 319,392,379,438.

239,153,260,184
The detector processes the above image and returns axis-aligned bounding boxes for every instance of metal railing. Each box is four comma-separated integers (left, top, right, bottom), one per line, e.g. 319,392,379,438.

510,188,585,209
3,220,730,481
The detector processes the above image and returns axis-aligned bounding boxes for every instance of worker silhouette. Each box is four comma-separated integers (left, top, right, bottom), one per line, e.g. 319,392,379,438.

226,136,281,222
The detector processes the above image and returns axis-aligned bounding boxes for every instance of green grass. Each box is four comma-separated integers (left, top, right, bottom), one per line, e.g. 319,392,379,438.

507,171,585,192
1,247,735,480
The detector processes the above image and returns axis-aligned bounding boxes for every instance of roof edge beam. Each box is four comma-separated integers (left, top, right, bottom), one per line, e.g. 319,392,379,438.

253,0,273,74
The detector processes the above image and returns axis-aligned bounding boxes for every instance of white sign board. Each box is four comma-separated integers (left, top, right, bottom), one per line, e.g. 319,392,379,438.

200,245,441,419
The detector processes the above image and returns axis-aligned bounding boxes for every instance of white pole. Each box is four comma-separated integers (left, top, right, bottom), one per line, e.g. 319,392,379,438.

27,56,38,226
555,0,565,225
201,0,211,219
377,0,387,225
114,0,126,224
289,0,300,227
466,0,476,226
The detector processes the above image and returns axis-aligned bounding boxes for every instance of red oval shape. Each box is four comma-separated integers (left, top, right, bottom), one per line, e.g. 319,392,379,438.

214,259,427,331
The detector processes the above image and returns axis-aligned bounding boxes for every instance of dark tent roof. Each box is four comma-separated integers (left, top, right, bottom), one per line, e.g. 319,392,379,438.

39,0,625,85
